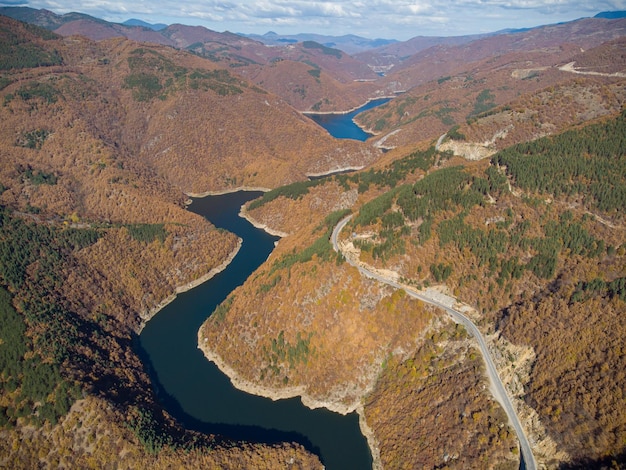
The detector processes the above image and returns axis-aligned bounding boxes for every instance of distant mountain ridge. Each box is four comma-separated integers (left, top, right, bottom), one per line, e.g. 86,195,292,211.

0,6,107,30
595,10,626,19
2,6,626,113
0,6,175,45
0,6,395,53
0,6,384,111
123,18,167,31
242,31,398,54
3,6,626,54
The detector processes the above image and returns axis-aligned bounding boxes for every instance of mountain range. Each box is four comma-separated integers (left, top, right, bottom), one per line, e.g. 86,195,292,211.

1,6,625,469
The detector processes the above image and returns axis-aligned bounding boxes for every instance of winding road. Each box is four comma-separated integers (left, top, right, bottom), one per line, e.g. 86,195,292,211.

332,215,537,470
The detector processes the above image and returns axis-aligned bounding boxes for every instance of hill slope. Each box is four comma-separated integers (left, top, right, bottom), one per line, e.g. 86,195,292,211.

0,14,322,468
2,8,626,470
0,7,382,111
204,109,625,468
355,19,626,151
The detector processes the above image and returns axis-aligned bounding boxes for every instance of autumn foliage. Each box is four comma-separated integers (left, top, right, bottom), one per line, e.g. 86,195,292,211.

2,10,626,470
364,320,519,469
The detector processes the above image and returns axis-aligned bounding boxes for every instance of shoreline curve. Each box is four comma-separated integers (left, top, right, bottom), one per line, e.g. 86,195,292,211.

145,187,381,469
137,238,242,333
193,190,384,469
197,337,383,470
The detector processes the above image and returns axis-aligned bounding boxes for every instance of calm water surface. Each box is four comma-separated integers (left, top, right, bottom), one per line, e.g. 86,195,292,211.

139,191,372,469
307,98,391,141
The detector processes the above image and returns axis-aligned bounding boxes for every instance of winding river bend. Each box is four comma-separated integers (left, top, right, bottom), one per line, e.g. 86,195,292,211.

306,98,391,141
139,191,372,469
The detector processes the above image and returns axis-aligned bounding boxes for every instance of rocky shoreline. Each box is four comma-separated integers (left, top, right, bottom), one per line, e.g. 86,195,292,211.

137,237,243,333
238,204,289,238
302,95,396,115
137,184,276,334
197,337,384,470
195,195,384,469
146,187,383,469
184,186,271,199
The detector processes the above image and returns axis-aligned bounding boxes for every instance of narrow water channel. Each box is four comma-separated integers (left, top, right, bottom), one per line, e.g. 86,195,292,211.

306,98,391,141
138,191,372,469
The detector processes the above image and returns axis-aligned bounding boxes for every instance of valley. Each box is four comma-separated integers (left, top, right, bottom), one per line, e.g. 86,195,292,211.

0,6,625,469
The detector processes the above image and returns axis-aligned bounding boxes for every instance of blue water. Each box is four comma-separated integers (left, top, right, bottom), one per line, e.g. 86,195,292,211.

307,98,391,141
139,191,372,470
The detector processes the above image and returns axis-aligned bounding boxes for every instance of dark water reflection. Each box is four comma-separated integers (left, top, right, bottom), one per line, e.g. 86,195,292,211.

138,191,372,469
307,98,391,141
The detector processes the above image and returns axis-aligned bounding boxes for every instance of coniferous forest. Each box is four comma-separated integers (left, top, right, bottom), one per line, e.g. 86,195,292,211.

1,7,626,470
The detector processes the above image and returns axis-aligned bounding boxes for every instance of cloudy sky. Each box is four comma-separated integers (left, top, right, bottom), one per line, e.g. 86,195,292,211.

2,0,625,40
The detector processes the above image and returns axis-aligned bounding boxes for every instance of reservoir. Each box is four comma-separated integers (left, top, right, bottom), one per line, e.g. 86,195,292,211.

306,98,391,140
139,191,372,469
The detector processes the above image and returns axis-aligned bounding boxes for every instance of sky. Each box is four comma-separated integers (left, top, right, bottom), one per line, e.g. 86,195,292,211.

1,0,625,40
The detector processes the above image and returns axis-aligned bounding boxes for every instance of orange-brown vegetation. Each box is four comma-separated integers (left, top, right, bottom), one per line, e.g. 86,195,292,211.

200,224,433,408
229,106,625,466
65,220,239,330
0,40,241,327
240,58,376,112
356,38,626,151
244,180,359,235
364,319,519,469
3,10,626,469
0,20,382,199
25,9,382,112
0,15,322,467
112,43,380,192
371,17,626,92
563,37,626,75
498,278,626,464
0,396,321,469
333,114,625,466
455,77,626,153
130,83,378,193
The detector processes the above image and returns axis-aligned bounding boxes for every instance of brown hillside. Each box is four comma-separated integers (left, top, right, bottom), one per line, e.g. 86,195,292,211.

342,117,625,464
3,10,626,470
355,39,626,151
445,77,626,156
364,319,519,470
0,15,322,467
0,27,381,194
200,185,433,409
240,59,380,112
563,36,626,74
97,41,380,192
54,19,175,45
200,173,520,468
184,39,380,111
433,37,626,156
280,41,376,83
381,17,626,88
162,23,249,48
207,101,626,467
498,278,626,465
353,32,489,72
0,395,320,469
35,12,381,112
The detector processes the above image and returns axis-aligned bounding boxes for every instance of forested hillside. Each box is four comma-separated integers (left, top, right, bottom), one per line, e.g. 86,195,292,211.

208,108,625,468
413,115,626,464
355,29,626,152
0,6,382,112
0,15,321,468
2,7,626,470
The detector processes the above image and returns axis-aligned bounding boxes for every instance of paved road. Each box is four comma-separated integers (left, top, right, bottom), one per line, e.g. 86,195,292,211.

332,215,537,470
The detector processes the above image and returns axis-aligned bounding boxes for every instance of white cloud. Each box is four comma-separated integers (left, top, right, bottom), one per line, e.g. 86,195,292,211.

4,0,625,39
